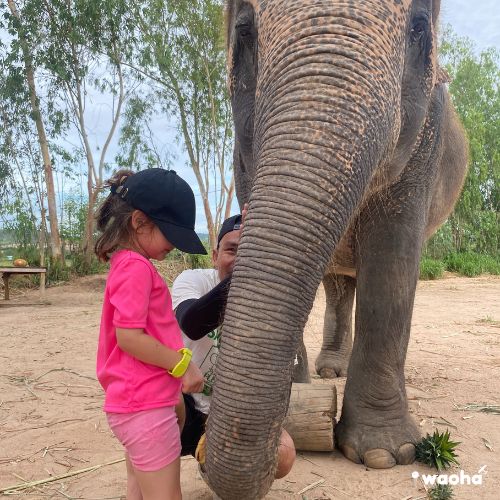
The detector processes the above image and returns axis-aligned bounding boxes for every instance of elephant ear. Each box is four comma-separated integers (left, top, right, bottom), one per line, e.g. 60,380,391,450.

436,65,451,86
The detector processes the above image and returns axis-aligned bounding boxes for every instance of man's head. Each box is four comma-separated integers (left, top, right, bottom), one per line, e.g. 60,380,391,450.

213,214,242,280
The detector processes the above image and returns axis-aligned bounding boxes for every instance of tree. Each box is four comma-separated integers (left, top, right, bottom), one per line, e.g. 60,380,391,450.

37,0,132,263
427,27,499,256
0,92,49,265
4,0,63,260
121,0,234,250
2,0,137,266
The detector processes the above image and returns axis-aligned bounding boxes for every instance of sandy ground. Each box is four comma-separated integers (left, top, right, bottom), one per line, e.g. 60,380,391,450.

1,274,499,499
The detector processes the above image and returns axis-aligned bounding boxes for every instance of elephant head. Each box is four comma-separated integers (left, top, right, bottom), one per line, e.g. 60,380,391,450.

206,1,443,498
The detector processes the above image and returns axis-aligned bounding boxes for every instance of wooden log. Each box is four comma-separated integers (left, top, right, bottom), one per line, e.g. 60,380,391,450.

284,383,337,452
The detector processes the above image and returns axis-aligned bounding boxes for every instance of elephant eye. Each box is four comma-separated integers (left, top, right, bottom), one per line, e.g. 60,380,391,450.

236,22,253,41
410,17,429,43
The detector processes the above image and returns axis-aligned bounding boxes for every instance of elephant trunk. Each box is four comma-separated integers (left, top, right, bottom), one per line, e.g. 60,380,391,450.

206,3,408,498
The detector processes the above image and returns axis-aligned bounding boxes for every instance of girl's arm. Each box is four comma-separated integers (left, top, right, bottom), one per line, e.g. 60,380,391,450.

116,328,204,393
116,327,182,370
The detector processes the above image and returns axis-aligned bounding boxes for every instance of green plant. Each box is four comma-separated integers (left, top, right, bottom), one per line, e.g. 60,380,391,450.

70,252,108,276
1,198,38,251
415,430,460,470
169,241,212,270
186,250,212,270
427,484,454,500
13,251,71,286
17,245,41,267
45,257,71,284
420,258,446,280
60,199,88,254
444,252,500,277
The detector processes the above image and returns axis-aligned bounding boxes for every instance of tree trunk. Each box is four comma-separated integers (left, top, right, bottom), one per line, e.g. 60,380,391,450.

284,383,337,452
82,188,97,263
203,195,217,251
83,53,125,264
8,0,63,262
160,63,217,252
39,206,47,295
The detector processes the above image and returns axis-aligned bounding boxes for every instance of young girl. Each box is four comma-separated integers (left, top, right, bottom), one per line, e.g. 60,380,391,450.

95,168,206,500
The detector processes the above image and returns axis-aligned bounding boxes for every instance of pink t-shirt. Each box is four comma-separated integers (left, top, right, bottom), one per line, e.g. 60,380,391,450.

97,250,183,413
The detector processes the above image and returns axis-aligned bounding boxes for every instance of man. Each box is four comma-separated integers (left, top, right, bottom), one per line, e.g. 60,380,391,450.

172,214,295,478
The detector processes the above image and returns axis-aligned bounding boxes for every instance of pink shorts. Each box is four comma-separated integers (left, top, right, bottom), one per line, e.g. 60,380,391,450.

106,407,181,472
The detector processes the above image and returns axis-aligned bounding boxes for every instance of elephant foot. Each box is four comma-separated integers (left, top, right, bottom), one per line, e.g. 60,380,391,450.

336,414,420,468
315,350,350,378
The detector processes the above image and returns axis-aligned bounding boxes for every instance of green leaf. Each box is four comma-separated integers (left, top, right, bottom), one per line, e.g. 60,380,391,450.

415,429,460,470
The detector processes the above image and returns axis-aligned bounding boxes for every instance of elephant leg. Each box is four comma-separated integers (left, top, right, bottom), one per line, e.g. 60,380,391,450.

315,274,355,378
293,338,311,383
336,199,425,469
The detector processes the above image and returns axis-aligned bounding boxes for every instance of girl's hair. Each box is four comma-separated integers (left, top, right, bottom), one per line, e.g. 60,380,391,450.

94,169,137,262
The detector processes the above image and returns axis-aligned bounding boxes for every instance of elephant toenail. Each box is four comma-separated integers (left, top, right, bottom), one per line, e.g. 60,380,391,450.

363,449,396,469
397,443,416,464
341,445,361,464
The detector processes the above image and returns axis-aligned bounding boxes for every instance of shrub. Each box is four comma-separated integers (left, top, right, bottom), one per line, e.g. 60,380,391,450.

156,245,213,285
444,252,500,277
186,250,212,270
45,257,72,284
70,253,108,276
165,244,212,271
13,247,71,285
428,484,454,500
420,258,446,280
5,247,108,289
416,429,460,470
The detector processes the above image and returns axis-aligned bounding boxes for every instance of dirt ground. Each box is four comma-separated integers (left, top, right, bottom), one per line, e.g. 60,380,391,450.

1,274,499,499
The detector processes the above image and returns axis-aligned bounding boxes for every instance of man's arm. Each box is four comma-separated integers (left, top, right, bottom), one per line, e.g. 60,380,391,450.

175,276,231,340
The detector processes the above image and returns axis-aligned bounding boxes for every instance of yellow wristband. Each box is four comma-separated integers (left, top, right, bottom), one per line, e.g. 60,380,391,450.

168,348,192,378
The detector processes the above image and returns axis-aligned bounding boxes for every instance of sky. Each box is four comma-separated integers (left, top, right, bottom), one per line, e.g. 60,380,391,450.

23,0,500,235
440,0,500,50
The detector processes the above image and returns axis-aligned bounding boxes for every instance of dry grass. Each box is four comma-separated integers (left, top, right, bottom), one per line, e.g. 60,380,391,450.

453,403,500,414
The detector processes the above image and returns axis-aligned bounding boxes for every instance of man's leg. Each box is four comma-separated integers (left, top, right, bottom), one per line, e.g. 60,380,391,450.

180,394,207,456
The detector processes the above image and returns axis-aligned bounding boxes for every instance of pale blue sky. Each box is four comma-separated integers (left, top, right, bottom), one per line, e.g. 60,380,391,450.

51,0,500,234
441,0,499,50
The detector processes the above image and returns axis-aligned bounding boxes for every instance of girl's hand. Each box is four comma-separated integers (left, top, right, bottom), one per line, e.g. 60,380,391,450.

182,362,204,394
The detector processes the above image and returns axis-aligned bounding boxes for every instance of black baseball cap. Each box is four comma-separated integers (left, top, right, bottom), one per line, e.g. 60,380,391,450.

217,214,242,248
112,168,207,255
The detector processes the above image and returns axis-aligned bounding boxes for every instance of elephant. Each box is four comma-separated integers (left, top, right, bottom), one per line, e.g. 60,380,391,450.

205,1,468,498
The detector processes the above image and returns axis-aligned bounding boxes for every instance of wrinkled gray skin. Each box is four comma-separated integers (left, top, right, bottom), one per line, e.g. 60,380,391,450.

205,1,468,498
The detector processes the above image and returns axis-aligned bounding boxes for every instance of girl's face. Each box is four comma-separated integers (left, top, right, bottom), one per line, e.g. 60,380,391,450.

132,210,174,260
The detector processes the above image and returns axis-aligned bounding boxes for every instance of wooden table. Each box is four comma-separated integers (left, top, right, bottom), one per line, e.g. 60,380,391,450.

0,267,47,300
